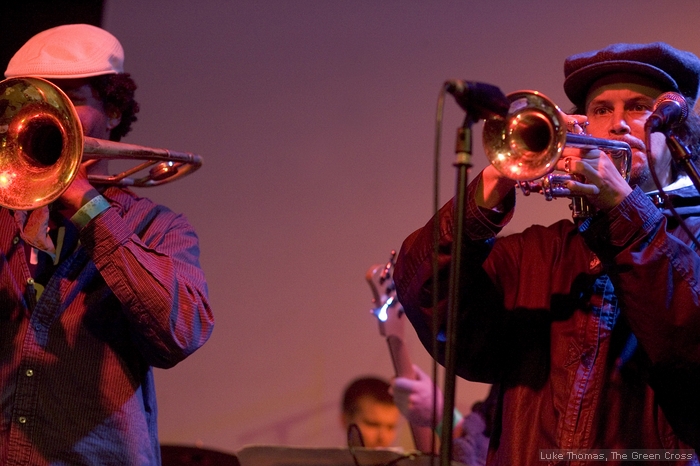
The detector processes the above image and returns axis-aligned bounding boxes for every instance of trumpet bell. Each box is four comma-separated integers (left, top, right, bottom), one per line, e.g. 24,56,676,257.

481,89,632,219
0,77,83,210
483,91,567,181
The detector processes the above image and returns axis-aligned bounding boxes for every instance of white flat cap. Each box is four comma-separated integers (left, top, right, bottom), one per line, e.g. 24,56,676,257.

5,23,124,79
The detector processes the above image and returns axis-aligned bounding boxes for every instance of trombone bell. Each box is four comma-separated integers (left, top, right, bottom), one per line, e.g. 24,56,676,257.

0,77,83,210
0,77,203,211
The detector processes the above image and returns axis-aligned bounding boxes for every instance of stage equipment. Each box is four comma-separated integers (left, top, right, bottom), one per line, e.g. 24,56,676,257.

0,77,203,210
236,445,466,466
161,444,239,466
482,90,632,218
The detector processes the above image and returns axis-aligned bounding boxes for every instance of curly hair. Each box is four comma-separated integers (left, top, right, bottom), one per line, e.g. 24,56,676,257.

88,73,139,141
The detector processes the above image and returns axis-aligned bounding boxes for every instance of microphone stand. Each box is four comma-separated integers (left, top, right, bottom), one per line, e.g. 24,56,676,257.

439,114,476,466
665,132,700,193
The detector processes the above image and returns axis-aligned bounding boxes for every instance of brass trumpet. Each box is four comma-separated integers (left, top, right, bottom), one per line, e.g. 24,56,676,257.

482,90,632,218
0,77,203,211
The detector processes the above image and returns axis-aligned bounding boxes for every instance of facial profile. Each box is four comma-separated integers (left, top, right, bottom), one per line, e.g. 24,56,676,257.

584,76,673,191
342,396,400,448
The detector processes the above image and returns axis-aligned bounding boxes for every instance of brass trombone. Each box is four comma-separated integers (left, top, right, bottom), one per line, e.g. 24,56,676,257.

482,91,632,218
0,77,203,211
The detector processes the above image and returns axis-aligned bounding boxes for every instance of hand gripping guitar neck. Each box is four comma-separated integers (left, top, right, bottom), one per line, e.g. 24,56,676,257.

366,251,438,454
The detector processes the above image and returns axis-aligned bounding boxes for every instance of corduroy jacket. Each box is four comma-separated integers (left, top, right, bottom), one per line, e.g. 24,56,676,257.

394,174,700,466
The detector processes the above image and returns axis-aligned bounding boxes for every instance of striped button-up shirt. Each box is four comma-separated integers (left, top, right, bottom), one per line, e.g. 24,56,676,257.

0,186,214,465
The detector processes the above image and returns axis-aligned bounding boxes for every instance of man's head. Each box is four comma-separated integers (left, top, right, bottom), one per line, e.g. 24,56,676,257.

563,42,700,191
341,376,400,449
5,24,139,143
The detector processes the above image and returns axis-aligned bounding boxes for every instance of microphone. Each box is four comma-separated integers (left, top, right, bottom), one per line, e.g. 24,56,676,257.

645,92,689,133
445,80,509,119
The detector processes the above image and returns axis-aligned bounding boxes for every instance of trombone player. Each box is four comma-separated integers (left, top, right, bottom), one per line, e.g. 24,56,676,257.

0,24,214,464
394,42,700,465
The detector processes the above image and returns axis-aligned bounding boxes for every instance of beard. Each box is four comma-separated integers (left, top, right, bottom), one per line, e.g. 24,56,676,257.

628,164,651,190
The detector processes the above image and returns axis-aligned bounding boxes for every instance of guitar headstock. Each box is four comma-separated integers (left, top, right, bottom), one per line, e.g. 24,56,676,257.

365,250,406,339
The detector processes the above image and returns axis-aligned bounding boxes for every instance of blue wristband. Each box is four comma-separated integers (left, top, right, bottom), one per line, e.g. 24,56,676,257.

70,195,111,229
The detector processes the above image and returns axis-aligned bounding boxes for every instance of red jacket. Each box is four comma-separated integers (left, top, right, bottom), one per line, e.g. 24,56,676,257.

394,174,700,465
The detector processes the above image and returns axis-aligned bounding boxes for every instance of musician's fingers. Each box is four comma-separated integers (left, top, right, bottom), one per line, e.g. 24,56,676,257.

565,179,600,196
392,377,417,392
556,156,575,174
562,113,589,134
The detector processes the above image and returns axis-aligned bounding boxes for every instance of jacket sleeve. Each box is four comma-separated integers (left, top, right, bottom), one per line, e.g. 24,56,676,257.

579,186,700,449
79,206,214,369
394,173,517,382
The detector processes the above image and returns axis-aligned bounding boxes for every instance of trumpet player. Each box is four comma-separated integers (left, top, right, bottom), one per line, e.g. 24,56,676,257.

0,24,214,465
394,42,700,465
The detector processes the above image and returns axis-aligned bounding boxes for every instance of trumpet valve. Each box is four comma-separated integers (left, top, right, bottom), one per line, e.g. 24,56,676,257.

517,174,572,201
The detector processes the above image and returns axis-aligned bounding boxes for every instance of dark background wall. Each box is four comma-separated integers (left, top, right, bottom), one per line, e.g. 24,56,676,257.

0,1,104,73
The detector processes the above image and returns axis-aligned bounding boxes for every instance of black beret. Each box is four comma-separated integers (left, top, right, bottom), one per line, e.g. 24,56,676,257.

563,42,700,109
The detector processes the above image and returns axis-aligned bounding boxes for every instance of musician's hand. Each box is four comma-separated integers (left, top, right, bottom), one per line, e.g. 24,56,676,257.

558,146,632,212
57,162,101,218
475,113,591,211
563,113,589,135
558,112,632,212
390,364,443,428
475,165,516,211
